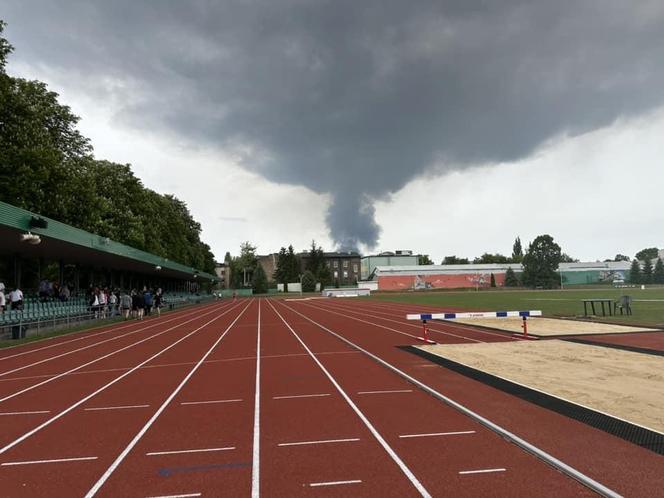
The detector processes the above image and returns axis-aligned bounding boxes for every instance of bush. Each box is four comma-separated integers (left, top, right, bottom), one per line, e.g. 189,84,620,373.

301,270,316,292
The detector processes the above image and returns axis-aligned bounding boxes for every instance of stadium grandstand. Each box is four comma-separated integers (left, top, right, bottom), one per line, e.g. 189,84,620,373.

0,201,217,338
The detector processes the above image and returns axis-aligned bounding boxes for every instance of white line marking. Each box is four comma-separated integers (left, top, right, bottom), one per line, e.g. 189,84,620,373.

84,301,251,497
0,303,239,457
459,468,506,475
399,431,476,439
278,438,360,447
279,301,623,498
180,399,242,406
357,389,412,395
1,456,98,466
0,303,229,404
309,480,362,487
146,494,201,498
0,410,50,416
266,299,431,498
272,393,330,400
84,404,150,411
146,447,235,456
251,300,261,498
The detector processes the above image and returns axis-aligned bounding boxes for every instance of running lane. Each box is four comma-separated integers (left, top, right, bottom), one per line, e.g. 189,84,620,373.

0,301,249,497
285,298,662,498
269,299,595,498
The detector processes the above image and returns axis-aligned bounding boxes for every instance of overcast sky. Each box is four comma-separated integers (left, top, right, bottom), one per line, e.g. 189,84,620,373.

4,2,664,262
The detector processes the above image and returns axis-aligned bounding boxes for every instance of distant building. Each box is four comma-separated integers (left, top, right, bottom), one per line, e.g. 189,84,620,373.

257,254,278,283
299,251,361,286
558,261,631,285
371,263,521,290
361,252,419,280
214,263,231,289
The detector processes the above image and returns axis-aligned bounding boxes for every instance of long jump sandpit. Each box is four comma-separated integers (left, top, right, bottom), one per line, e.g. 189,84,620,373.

416,340,664,439
447,316,654,337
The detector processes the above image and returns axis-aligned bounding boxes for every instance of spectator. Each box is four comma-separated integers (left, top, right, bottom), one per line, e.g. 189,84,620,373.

59,284,70,302
99,288,108,318
0,282,5,313
154,288,163,317
89,287,100,318
120,291,132,320
108,289,118,318
38,279,49,302
144,288,153,316
135,289,145,320
9,285,24,310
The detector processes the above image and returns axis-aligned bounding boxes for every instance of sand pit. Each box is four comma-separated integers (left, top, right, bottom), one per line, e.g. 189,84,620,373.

419,340,664,433
447,316,654,336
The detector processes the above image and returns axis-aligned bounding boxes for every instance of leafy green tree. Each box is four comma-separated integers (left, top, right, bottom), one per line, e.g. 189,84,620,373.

274,245,300,287
653,258,664,285
474,253,509,264
504,267,519,287
642,258,653,284
301,270,316,292
512,237,523,263
251,264,268,294
418,254,434,265
560,253,578,263
442,256,469,265
490,273,496,287
521,235,562,288
305,241,325,273
614,254,630,262
317,263,332,289
635,248,659,262
629,260,641,284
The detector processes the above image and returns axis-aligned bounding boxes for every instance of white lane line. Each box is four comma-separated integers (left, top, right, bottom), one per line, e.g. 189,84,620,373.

180,399,242,406
0,302,240,457
278,438,360,447
251,300,261,498
309,480,362,487
0,302,228,404
84,404,150,411
0,410,50,416
146,494,201,498
267,299,431,498
84,301,251,498
399,431,476,439
272,393,330,400
146,447,235,456
1,456,98,466
279,301,623,498
459,468,506,475
357,389,412,395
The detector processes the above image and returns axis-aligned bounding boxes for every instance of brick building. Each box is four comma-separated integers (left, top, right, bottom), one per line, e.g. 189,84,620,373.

299,251,361,286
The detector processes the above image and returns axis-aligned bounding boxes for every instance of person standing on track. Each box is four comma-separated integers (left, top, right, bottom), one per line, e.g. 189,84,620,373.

144,288,153,317
154,288,163,317
136,290,145,320
120,290,132,320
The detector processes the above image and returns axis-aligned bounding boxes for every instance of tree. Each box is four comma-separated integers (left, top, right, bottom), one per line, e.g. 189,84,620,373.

504,267,519,287
473,253,509,264
305,241,325,274
251,264,268,294
442,256,469,265
512,236,523,263
273,245,300,288
560,253,579,263
490,273,496,287
418,254,434,265
301,270,316,292
614,254,630,262
521,235,562,288
653,258,664,285
642,258,653,284
629,260,641,284
635,248,659,262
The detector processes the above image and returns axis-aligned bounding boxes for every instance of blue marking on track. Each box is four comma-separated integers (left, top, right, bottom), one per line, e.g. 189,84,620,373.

158,461,251,477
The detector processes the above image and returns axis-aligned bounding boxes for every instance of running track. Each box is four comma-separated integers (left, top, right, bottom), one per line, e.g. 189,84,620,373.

0,297,659,496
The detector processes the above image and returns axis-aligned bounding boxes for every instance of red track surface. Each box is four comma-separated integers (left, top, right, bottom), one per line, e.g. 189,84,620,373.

0,297,659,497
567,331,664,352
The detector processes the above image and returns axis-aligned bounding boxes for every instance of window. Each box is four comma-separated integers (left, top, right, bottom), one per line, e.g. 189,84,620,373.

343,260,349,268
334,271,338,278
333,260,339,268
343,271,348,278
353,264,358,273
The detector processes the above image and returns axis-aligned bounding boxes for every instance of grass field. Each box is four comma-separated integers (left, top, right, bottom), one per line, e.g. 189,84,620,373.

369,287,664,328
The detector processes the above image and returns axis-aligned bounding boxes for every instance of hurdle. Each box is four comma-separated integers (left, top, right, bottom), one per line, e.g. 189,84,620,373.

406,310,543,341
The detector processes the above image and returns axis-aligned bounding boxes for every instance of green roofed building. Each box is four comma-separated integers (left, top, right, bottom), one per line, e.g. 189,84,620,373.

0,201,216,292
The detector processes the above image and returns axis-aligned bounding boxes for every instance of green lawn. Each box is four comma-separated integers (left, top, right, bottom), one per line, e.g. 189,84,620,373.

369,287,664,328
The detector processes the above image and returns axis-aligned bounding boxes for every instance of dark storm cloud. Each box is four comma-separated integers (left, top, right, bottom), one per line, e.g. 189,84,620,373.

4,1,664,249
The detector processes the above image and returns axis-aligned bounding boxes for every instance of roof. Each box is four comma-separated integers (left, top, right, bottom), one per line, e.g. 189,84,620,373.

0,201,216,281
372,263,522,278
558,261,631,271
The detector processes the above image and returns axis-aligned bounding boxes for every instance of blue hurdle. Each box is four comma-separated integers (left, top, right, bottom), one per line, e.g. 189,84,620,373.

406,310,543,340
